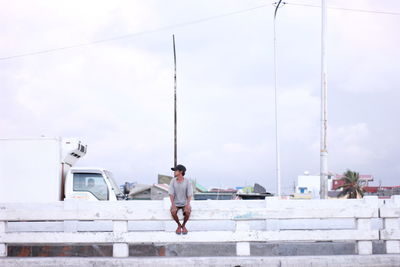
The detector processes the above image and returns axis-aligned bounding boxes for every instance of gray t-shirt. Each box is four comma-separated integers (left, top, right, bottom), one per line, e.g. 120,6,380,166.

168,178,193,207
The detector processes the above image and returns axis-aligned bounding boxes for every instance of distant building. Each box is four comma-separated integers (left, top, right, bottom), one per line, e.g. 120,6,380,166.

363,186,400,199
158,174,173,184
128,184,152,200
151,184,169,200
157,173,207,193
194,193,235,200
295,172,334,199
331,174,374,190
295,172,375,199
128,184,169,200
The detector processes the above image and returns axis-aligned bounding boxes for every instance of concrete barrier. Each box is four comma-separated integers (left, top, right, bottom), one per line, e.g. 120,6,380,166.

380,195,400,254
0,195,398,258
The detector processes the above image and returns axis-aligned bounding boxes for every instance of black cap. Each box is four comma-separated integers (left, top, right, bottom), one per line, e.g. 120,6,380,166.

171,164,186,172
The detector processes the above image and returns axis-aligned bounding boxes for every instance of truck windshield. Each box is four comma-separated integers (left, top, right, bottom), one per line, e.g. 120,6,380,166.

73,173,109,200
105,170,122,196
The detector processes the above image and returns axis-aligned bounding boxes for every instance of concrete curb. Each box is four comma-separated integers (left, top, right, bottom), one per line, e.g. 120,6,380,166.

1,255,400,267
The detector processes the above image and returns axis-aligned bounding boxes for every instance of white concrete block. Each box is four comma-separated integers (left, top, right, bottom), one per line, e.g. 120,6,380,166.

9,221,63,232
386,240,400,254
390,195,400,205
113,243,129,257
357,219,371,230
236,242,250,256
380,206,400,218
363,196,378,205
371,218,383,230
79,221,112,232
113,221,128,233
0,221,6,233
163,197,170,209
164,221,178,232
63,220,78,232
0,221,6,257
266,218,355,230
357,241,372,255
63,200,79,231
265,197,280,208
250,220,265,230
236,221,250,231
266,219,280,231
0,244,6,257
63,198,79,210
385,218,400,230
380,229,400,240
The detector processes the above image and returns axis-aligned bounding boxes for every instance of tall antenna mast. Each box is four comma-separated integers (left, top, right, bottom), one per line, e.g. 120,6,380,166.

273,0,283,198
173,34,178,168
320,0,328,199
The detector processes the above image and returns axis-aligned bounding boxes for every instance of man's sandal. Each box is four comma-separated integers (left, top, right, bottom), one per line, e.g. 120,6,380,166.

175,226,182,235
182,227,188,235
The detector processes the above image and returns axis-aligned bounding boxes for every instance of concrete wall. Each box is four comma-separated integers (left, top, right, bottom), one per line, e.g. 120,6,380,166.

0,195,399,258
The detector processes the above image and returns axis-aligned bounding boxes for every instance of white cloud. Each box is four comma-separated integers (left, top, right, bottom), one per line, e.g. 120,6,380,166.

329,123,376,170
1,0,400,191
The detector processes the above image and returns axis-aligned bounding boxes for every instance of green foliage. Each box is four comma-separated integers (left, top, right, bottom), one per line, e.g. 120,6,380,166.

336,170,365,199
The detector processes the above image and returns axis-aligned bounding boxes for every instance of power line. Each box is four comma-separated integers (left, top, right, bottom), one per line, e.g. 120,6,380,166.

0,4,270,61
284,2,400,16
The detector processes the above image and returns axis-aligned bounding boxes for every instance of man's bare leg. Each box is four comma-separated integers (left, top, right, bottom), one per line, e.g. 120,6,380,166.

170,208,182,234
181,206,191,234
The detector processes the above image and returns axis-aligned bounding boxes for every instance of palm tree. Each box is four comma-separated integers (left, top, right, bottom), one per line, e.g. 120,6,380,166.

336,170,365,199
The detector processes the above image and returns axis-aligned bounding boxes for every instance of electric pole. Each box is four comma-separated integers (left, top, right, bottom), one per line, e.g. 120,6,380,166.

273,0,283,198
320,0,328,199
173,34,177,168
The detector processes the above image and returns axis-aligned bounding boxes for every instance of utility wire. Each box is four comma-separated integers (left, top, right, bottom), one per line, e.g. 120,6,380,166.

285,2,400,16
3,2,397,61
0,4,270,61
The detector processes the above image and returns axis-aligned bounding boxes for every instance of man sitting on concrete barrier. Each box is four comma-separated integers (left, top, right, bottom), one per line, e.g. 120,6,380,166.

169,164,193,235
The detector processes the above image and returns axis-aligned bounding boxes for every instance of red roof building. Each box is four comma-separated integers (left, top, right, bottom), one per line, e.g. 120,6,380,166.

331,174,374,190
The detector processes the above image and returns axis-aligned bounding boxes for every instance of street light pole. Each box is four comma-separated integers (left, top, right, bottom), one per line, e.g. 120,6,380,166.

320,0,328,199
273,0,283,198
173,34,177,168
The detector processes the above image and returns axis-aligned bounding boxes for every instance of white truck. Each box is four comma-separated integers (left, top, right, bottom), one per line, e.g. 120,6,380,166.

0,137,124,202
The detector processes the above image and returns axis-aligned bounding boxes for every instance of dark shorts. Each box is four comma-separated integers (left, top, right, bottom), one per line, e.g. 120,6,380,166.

172,205,191,216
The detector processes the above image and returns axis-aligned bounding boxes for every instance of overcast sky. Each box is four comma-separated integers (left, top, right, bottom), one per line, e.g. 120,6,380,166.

1,0,399,193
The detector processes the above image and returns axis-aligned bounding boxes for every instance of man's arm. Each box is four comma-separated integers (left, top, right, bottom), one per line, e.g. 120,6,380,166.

169,194,176,206
186,196,192,206
170,194,177,213
185,181,193,210
168,180,176,208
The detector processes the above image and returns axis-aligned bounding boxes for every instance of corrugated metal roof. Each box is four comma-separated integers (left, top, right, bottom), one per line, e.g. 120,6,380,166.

153,183,169,191
128,184,152,196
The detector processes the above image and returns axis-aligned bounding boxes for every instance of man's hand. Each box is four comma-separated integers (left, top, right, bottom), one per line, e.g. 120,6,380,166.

169,194,177,213
184,195,192,214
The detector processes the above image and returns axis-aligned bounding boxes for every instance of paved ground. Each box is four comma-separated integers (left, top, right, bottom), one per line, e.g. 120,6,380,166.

1,255,400,267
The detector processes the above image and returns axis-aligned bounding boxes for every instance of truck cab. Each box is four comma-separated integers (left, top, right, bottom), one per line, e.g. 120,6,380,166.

65,167,125,201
